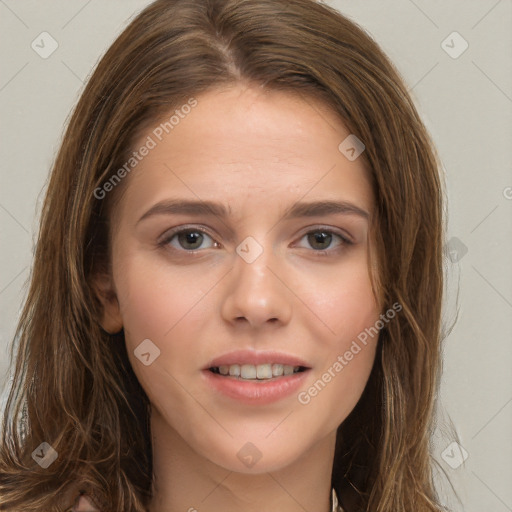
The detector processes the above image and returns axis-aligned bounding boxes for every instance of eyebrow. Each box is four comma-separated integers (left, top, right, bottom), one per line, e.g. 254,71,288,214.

137,198,369,224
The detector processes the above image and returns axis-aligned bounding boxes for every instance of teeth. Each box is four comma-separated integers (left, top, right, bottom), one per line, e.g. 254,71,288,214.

219,365,229,375
213,363,303,380
229,364,240,377
241,364,257,379
272,363,284,376
256,364,272,379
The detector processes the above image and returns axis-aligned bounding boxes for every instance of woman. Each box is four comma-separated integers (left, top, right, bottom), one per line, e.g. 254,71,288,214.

0,0,448,511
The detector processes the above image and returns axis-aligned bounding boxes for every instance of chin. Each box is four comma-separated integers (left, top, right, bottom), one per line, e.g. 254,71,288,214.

198,434,310,475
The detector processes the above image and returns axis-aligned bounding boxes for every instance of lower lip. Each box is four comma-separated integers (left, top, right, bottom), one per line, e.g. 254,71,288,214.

201,369,310,405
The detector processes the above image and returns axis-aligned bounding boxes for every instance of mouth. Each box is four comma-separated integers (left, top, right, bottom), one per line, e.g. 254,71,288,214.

202,350,311,404
203,365,310,405
208,363,309,381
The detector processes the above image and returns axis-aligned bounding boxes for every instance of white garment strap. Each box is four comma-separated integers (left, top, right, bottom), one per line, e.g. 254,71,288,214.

331,487,345,512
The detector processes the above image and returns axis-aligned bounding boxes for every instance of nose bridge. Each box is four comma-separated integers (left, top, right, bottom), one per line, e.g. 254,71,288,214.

221,233,292,326
233,234,278,294
235,234,268,269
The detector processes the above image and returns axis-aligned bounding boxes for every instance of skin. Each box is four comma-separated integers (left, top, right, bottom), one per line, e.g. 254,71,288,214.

96,83,381,512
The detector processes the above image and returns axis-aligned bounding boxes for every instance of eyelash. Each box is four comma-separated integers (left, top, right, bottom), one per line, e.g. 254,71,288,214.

157,225,353,257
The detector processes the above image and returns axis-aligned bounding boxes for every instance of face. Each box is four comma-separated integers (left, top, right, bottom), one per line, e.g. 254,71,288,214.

100,84,381,473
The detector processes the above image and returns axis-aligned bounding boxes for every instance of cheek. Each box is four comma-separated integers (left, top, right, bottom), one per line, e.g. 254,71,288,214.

295,282,379,431
113,257,213,417
298,250,380,348
293,254,380,419
113,253,220,400
114,251,210,340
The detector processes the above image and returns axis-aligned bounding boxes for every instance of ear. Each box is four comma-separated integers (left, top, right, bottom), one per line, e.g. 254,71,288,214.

92,273,123,334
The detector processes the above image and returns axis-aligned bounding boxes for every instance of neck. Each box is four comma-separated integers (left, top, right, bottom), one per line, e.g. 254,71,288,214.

148,408,337,512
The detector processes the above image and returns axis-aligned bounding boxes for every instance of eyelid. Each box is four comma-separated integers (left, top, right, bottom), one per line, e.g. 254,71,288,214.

297,224,354,244
158,224,354,253
158,224,216,244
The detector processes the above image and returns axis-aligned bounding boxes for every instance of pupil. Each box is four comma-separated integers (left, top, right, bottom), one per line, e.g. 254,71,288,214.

179,231,203,249
309,231,331,250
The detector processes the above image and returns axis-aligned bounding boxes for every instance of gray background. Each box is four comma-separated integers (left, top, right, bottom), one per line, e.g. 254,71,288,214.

0,1,511,510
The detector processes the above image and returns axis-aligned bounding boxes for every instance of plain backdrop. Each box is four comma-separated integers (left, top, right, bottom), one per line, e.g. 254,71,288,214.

0,1,511,511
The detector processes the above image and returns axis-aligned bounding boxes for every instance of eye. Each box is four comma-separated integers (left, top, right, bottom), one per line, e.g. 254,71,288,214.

159,227,220,252
296,228,352,254
158,226,352,255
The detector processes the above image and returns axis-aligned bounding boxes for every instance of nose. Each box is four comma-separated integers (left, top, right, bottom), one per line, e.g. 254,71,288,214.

220,240,293,329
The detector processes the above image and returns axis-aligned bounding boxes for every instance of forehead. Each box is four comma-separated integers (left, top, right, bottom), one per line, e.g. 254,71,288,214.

113,84,373,226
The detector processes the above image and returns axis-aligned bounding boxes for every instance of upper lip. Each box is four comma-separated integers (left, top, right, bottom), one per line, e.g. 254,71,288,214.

203,350,311,369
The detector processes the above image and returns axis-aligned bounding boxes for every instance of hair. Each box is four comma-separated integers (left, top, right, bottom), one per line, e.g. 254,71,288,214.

0,0,449,510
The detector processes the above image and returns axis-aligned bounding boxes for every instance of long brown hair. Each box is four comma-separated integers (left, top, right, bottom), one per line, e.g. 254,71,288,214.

0,0,448,510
